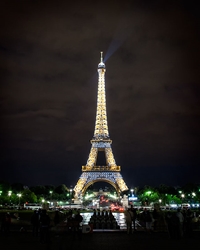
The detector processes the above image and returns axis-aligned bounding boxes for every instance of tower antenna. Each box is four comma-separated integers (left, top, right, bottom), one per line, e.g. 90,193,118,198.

100,51,103,63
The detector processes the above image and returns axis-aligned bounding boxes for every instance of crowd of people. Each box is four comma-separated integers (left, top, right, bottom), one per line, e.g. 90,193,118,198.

30,208,83,243
0,208,83,243
1,206,199,243
124,205,198,238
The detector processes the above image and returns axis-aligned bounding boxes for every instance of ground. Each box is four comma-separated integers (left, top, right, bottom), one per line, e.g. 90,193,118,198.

1,230,199,250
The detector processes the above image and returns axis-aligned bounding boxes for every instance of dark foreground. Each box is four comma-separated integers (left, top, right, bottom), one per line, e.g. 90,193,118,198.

0,230,199,250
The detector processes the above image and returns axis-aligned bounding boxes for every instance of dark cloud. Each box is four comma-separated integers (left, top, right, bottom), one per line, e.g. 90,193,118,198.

0,0,199,188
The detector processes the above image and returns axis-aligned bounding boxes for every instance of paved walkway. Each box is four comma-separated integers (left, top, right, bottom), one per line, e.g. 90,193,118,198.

1,230,199,250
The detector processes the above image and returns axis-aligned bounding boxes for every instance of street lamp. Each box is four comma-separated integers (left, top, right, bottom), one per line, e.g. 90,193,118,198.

49,191,53,207
0,191,2,205
191,193,196,204
130,189,134,197
41,199,45,208
17,193,22,206
70,189,73,208
181,194,185,205
8,191,12,205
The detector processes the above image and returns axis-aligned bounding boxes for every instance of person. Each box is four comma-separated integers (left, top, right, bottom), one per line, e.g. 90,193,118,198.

124,208,133,234
31,210,40,237
54,210,60,226
143,209,153,233
66,210,74,232
74,210,83,239
152,208,158,231
185,209,193,237
1,212,11,235
39,209,50,243
130,205,137,231
5,213,11,235
157,208,167,232
166,211,173,238
170,212,180,239
176,208,184,238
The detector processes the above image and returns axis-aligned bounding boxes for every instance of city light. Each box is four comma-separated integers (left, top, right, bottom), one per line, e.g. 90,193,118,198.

130,189,134,196
109,194,118,199
8,191,12,205
146,191,152,195
85,193,94,199
17,193,22,206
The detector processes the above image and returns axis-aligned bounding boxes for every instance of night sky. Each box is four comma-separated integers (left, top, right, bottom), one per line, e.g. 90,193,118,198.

1,1,199,189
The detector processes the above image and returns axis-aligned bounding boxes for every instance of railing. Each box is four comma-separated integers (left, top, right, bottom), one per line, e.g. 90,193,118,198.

82,166,121,171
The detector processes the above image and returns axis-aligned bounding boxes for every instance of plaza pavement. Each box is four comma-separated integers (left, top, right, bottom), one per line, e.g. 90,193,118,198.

1,229,199,250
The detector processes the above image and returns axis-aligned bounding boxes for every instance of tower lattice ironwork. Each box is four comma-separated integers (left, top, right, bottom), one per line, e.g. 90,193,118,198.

74,52,128,199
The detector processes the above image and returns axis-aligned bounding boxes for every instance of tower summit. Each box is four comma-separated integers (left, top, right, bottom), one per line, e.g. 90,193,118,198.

74,52,128,200
93,51,109,140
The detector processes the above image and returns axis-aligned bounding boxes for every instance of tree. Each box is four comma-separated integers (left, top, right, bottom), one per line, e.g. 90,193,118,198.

138,186,160,205
11,183,24,192
30,185,49,196
0,180,11,193
21,189,37,203
54,184,69,201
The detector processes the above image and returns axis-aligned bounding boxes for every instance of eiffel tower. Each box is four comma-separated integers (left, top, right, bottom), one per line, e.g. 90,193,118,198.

74,52,128,200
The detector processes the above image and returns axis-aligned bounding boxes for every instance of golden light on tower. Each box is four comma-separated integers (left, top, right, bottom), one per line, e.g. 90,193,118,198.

74,52,128,200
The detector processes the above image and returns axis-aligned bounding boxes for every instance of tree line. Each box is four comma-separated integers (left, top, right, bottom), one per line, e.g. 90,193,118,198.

0,181,199,206
0,181,72,205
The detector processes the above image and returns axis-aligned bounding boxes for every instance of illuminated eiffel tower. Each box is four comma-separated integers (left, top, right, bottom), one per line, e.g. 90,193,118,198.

74,52,128,200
